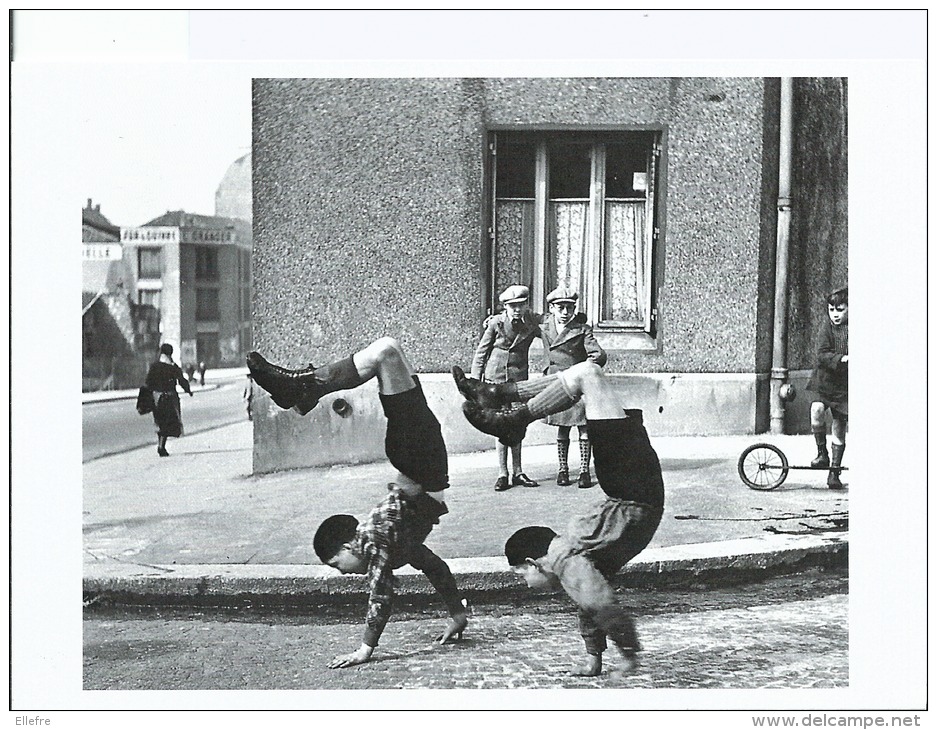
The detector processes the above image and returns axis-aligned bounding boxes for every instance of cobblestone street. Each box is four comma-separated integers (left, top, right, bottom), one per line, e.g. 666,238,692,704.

84,572,847,692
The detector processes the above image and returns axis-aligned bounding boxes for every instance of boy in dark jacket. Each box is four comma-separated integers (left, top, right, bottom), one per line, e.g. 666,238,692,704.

247,337,467,667
471,284,542,491
806,287,849,489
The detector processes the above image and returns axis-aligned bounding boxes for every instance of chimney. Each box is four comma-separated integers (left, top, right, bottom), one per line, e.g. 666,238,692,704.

95,204,100,212
86,198,92,210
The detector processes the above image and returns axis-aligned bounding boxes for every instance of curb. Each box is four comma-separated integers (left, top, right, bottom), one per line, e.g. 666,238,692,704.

83,532,847,608
82,382,222,405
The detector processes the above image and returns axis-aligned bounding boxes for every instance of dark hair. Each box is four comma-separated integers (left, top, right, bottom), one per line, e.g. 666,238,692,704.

159,343,174,356
314,514,359,563
504,526,557,567
827,287,848,307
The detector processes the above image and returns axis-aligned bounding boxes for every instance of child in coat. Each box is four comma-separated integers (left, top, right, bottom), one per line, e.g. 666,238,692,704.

540,287,607,488
471,284,542,492
806,287,849,489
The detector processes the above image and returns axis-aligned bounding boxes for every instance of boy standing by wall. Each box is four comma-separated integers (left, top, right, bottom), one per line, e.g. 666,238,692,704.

540,287,607,489
806,287,849,489
471,285,542,492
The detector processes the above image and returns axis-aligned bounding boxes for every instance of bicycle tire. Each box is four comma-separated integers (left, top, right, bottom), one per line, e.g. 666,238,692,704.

737,442,789,490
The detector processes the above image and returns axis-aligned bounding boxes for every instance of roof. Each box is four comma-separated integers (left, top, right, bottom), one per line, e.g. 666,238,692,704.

82,259,127,295
141,210,252,245
82,205,120,240
143,210,239,228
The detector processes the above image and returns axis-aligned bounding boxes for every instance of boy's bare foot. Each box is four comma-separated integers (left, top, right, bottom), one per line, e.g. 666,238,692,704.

571,653,603,676
607,652,640,680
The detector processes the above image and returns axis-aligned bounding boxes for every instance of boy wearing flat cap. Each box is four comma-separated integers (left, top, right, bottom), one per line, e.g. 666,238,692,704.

541,287,607,489
470,284,542,491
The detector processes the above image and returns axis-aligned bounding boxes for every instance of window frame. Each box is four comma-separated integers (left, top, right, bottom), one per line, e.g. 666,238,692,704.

484,127,666,350
137,247,162,280
195,287,220,322
195,245,220,282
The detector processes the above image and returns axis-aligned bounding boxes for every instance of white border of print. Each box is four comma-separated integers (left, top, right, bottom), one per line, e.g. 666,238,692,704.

9,7,929,720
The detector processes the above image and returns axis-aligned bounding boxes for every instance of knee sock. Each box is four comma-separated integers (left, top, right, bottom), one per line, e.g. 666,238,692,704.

314,355,366,394
557,436,570,473
497,441,509,477
511,444,523,475
525,378,579,420
514,375,558,402
579,437,592,475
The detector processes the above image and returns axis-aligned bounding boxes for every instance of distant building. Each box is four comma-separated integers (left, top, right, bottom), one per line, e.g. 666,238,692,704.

82,200,139,390
215,151,251,222
120,211,252,368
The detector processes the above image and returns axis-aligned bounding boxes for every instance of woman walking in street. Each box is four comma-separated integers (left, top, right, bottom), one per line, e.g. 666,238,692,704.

144,343,193,457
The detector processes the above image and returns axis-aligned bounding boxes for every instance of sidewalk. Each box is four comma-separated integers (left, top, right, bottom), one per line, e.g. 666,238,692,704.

83,419,848,606
81,366,249,404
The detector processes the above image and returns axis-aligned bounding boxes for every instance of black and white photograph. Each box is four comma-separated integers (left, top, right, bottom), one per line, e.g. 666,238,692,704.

9,8,928,722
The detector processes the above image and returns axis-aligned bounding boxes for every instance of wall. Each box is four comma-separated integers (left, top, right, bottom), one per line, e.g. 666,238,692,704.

250,77,793,473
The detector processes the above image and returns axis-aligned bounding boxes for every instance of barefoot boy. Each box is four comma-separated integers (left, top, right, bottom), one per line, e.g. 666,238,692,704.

453,361,664,676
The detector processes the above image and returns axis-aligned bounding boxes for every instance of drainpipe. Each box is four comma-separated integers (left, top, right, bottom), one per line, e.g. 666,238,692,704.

770,78,794,434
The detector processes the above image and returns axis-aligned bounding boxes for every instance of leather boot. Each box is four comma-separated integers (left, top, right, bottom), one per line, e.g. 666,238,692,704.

246,352,316,410
451,366,515,408
811,430,830,468
461,401,529,446
828,443,845,490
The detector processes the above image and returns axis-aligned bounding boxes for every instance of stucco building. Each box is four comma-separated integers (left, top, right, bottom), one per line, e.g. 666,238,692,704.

250,77,847,474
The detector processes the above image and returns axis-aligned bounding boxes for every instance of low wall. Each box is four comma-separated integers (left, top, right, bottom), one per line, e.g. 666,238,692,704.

251,372,768,474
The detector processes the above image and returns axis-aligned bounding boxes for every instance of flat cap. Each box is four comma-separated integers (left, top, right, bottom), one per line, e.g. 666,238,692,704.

546,287,579,305
499,285,530,304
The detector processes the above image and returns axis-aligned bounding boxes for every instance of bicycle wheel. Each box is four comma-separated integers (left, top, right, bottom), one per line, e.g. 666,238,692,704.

737,442,789,490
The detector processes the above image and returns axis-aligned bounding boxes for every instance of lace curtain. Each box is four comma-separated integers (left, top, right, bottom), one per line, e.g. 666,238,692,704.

496,199,646,325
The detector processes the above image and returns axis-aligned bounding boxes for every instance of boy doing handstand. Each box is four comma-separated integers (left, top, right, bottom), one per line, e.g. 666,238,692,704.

453,361,664,677
248,338,468,668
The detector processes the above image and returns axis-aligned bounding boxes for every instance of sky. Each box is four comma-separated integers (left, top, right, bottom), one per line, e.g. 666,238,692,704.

78,65,252,227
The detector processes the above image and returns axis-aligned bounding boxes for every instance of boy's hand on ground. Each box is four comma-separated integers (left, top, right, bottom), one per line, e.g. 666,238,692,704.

327,644,373,668
436,613,468,644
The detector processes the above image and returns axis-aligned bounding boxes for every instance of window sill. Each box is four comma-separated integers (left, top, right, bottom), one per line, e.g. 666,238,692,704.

595,330,658,352
531,330,658,353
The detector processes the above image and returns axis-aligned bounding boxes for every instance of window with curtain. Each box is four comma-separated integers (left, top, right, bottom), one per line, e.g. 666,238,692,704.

489,131,661,338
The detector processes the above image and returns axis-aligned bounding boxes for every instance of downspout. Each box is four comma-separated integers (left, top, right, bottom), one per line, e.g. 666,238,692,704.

770,78,794,434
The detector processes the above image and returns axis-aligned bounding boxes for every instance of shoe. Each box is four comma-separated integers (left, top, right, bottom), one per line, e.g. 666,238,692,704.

513,473,539,488
451,366,509,409
578,472,594,489
494,476,511,492
827,469,844,490
556,470,571,486
157,448,169,457
811,451,830,468
247,352,319,411
461,401,528,446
